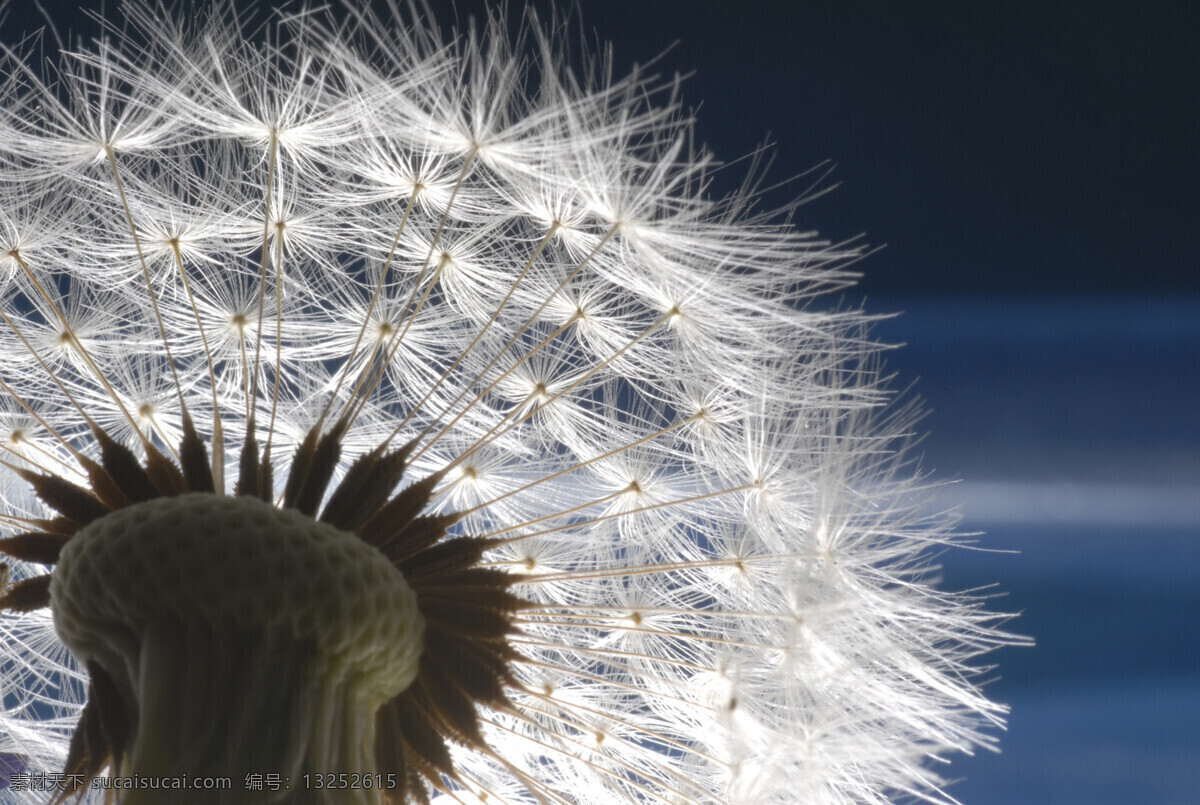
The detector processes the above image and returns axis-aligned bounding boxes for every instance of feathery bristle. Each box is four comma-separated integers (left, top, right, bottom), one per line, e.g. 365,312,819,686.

0,3,1017,803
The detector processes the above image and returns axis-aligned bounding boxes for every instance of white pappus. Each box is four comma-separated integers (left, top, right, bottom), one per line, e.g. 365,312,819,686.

0,3,1015,804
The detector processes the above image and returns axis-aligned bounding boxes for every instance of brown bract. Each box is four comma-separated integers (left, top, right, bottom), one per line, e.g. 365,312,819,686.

0,412,529,804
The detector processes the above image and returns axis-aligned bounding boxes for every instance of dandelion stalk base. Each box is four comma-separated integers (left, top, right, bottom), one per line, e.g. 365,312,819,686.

49,494,424,804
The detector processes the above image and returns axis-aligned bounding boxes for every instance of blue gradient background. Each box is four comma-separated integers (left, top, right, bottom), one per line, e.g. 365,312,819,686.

867,298,1200,803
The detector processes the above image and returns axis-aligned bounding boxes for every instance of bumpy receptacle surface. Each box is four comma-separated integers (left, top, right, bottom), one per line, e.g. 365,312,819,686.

50,493,424,804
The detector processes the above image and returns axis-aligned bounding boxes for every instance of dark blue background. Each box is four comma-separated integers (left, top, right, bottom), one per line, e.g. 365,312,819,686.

869,298,1200,803
4,2,1198,802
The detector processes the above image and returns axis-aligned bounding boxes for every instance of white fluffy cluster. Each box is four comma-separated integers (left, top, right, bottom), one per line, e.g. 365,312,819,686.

0,3,1009,803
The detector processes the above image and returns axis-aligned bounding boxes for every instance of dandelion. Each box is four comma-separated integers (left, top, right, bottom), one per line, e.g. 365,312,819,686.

0,3,1013,804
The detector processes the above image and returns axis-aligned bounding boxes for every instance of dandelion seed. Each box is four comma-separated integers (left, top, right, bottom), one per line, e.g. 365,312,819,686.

0,3,1015,804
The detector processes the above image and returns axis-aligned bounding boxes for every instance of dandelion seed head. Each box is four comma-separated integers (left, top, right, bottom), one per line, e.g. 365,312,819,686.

0,3,1016,803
